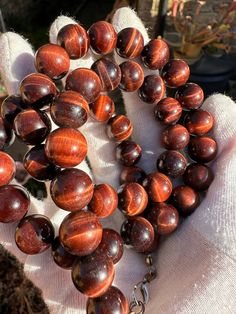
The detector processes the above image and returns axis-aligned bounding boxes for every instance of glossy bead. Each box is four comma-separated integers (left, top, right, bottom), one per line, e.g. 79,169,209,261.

147,203,179,235
51,236,77,269
120,166,146,185
154,97,182,125
175,83,204,110
118,183,148,216
141,39,170,70
57,24,89,59
1,94,26,127
184,109,214,136
50,91,89,128
50,168,94,211
35,44,70,80
91,58,121,92
45,127,87,168
142,172,172,203
0,185,30,223
66,68,101,103
161,124,190,150
96,229,123,264
157,150,187,178
88,21,117,55
13,109,51,145
116,140,142,166
19,73,57,107
184,163,214,191
88,184,118,218
139,75,166,104
116,27,144,59
23,144,58,181
188,136,218,163
119,61,144,92
15,214,54,254
0,117,14,149
161,59,190,88
107,115,133,142
171,185,200,216
90,95,115,122
72,252,114,297
0,152,15,186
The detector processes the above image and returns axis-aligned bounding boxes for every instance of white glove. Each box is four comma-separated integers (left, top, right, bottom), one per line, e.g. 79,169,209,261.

0,7,236,314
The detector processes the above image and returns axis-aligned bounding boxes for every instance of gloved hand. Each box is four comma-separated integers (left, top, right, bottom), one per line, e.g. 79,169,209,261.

0,7,236,314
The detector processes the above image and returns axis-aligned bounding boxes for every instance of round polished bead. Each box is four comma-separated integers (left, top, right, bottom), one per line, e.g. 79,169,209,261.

87,286,128,314
72,252,114,297
184,163,214,191
147,203,179,235
175,83,204,110
91,58,121,92
142,172,172,203
88,184,118,218
15,214,54,254
90,95,115,122
118,182,148,216
35,44,70,80
13,108,51,145
139,75,165,104
66,68,101,103
19,73,57,107
0,152,15,186
171,185,200,216
0,185,29,223
116,140,142,166
154,97,182,125
161,124,190,150
184,109,214,136
1,94,27,127
51,236,76,269
50,91,89,128
119,61,144,92
23,144,58,181
88,21,117,55
107,115,133,142
45,127,87,168
141,39,170,70
157,150,187,178
0,117,14,149
50,168,94,211
161,59,190,88
188,136,218,163
116,27,144,59
120,166,146,185
57,24,89,59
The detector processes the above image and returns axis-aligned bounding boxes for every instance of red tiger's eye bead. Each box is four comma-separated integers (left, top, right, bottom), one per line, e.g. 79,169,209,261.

15,214,54,254
118,182,148,216
88,21,117,55
90,95,115,122
57,24,89,59
19,73,57,108
89,184,118,218
184,163,214,191
1,95,27,127
50,168,94,211
175,83,204,110
156,150,187,178
171,185,200,216
188,136,218,163
141,39,170,70
139,75,166,104
0,117,14,149
13,108,51,145
0,185,29,223
120,166,146,185
119,61,144,92
161,124,190,150
184,109,214,136
0,151,15,186
45,127,87,168
51,236,77,269
107,115,133,142
143,172,172,203
35,44,70,80
116,27,144,59
66,68,101,103
50,91,89,128
154,97,182,125
59,210,102,256
91,58,121,92
161,59,190,88
116,140,142,166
